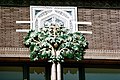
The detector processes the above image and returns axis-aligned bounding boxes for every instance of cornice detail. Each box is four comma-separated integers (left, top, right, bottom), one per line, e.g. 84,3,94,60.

0,47,120,59
0,0,120,8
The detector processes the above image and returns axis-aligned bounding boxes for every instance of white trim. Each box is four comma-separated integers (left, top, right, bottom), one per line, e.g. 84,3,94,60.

77,22,92,25
77,31,92,34
16,6,92,34
16,21,31,24
16,29,29,32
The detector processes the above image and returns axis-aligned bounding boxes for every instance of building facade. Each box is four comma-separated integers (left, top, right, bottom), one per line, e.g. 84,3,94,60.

0,0,120,80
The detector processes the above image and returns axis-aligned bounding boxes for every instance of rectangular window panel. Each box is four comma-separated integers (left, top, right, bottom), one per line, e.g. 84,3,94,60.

85,68,120,80
30,67,45,80
63,68,79,80
0,66,23,80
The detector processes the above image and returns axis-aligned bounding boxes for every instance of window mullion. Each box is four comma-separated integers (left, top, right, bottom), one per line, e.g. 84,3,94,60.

23,64,29,80
45,64,51,80
79,67,85,80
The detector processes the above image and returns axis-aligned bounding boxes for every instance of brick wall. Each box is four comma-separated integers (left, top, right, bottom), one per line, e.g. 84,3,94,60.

78,8,120,50
0,7,120,50
0,7,29,47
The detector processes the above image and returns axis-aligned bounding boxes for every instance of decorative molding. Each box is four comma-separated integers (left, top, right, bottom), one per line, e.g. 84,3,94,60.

0,47,29,57
0,47,120,60
84,49,120,59
16,6,92,34
30,6,77,32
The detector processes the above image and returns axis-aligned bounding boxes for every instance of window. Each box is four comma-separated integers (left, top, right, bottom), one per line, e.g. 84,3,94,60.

29,67,46,80
63,68,79,80
85,68,120,80
0,66,23,80
1,62,120,80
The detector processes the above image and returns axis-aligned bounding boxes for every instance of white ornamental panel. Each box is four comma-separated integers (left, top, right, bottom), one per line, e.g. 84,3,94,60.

30,6,77,32
16,6,92,34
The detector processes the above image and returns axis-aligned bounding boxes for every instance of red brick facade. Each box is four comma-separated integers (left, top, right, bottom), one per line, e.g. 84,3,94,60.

0,7,29,47
1,7,120,50
78,8,120,50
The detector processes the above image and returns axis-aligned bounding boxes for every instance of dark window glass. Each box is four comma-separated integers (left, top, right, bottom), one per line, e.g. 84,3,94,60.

63,68,79,80
0,66,23,80
30,67,45,80
85,68,120,80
